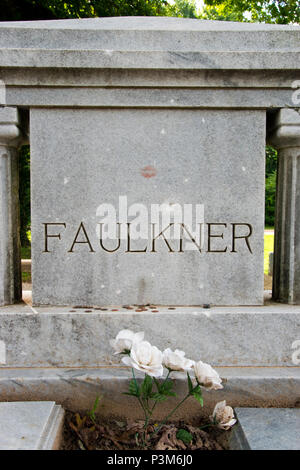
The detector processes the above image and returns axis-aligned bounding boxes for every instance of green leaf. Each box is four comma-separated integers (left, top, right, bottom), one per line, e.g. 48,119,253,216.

152,378,176,398
141,374,153,399
176,429,193,445
87,396,101,423
161,379,174,393
153,377,160,390
193,394,203,406
187,371,193,393
128,378,140,397
164,390,176,397
150,392,168,402
192,389,203,406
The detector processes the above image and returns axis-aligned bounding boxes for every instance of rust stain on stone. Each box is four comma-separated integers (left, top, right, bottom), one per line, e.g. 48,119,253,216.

141,165,157,178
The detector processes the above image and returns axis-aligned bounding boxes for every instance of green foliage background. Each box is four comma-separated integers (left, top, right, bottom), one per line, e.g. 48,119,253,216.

265,147,277,227
3,0,298,247
200,0,300,24
0,0,198,21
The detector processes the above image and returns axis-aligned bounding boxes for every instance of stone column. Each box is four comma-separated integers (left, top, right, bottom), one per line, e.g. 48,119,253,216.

269,108,300,304
0,107,22,305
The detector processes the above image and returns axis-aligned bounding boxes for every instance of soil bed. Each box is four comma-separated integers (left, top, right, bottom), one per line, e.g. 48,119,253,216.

61,411,229,450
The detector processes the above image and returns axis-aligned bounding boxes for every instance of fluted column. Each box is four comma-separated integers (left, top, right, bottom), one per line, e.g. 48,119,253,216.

269,108,300,304
0,107,22,305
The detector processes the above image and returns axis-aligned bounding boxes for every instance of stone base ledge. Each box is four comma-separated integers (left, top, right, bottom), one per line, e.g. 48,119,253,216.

0,367,299,420
0,300,300,367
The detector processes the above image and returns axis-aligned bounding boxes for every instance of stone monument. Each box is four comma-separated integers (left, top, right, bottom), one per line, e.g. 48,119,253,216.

0,17,299,414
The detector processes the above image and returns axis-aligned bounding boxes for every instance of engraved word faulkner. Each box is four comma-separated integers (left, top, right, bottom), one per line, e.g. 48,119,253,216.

42,222,253,254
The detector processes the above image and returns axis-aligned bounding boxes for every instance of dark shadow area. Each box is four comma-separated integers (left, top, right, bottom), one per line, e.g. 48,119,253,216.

264,145,277,291
0,0,56,22
19,145,31,293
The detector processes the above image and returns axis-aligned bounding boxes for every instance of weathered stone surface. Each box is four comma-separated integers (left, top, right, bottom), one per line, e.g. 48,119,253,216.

3,86,298,109
0,106,22,306
230,408,300,450
0,18,299,109
0,368,299,420
31,108,265,306
0,67,298,109
0,69,296,88
268,109,300,304
0,300,299,367
0,17,299,71
0,17,297,114
0,401,64,450
0,17,299,310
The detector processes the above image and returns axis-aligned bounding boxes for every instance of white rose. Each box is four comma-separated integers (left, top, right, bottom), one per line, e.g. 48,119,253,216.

194,360,223,390
110,329,144,354
162,348,194,374
212,401,236,430
122,340,163,377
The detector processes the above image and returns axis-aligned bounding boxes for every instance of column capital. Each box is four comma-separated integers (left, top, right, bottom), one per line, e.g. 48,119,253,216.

0,106,22,147
268,108,300,150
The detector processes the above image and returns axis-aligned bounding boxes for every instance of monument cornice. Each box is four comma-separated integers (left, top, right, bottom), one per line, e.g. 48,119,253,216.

0,49,300,71
0,86,299,109
0,18,299,109
0,17,299,73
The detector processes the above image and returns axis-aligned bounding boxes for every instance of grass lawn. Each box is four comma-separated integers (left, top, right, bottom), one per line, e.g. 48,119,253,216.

264,232,274,274
21,230,31,259
21,245,31,259
22,271,31,282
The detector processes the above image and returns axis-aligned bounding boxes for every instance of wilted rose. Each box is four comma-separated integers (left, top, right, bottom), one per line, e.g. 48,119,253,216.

122,340,163,377
194,361,223,390
110,329,144,354
162,348,194,375
212,400,236,430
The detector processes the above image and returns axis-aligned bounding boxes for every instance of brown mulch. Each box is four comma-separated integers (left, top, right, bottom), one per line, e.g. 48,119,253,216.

61,411,229,450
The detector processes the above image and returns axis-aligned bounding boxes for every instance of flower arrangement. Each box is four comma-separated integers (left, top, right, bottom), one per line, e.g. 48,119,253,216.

110,329,236,446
